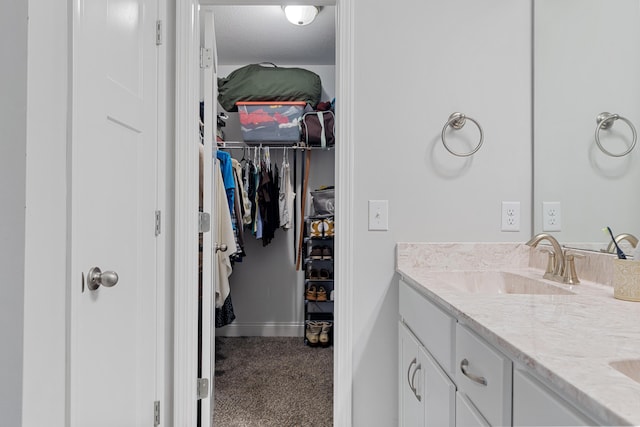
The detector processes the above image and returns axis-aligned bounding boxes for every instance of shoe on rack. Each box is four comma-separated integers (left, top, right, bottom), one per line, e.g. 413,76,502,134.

323,218,334,237
316,286,328,302
319,269,331,280
309,220,324,238
308,268,320,280
319,322,332,347
321,246,333,260
306,285,317,301
330,289,334,301
306,321,322,347
310,246,323,259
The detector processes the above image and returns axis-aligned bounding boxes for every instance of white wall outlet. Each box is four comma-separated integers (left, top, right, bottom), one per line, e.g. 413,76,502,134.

501,201,520,231
368,200,389,231
542,201,561,231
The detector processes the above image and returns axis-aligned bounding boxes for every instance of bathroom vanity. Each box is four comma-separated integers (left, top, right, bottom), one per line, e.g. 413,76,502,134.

396,243,640,426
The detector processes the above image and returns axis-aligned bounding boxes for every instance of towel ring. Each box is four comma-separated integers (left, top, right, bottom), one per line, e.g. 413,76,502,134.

595,112,637,157
441,112,484,157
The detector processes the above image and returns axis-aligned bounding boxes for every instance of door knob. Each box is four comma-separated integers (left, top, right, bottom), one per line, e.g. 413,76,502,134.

87,267,119,291
215,243,228,253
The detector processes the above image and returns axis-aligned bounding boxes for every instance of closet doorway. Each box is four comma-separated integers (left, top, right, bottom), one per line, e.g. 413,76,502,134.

197,2,341,426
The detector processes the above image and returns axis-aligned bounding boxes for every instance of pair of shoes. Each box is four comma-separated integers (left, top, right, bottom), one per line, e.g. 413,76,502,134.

306,285,328,301
310,245,333,260
308,268,332,280
306,321,332,347
308,218,335,238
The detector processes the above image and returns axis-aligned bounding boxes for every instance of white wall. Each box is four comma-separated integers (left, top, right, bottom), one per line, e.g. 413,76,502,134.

0,1,28,425
216,64,336,337
350,1,532,425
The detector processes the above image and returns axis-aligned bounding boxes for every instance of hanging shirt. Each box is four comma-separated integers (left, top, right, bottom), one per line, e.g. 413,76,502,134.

279,154,296,230
216,150,235,218
215,167,238,308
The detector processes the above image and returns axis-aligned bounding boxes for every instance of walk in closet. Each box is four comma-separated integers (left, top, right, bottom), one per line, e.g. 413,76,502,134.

198,4,337,425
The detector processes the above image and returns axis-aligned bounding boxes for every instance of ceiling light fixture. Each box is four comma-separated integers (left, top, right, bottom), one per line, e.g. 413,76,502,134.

283,5,319,26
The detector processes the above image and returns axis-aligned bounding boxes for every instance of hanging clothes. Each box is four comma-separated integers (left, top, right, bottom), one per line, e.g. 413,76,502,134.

233,158,252,226
257,158,280,246
216,150,235,218
215,165,238,308
279,149,296,230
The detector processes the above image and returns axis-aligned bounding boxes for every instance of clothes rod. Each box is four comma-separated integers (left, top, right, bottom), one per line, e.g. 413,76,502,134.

217,142,333,151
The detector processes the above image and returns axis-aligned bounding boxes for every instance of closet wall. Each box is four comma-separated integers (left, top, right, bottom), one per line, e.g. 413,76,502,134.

215,64,335,336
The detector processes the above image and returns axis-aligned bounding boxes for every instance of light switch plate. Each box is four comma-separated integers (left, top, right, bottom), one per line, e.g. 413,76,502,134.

368,200,389,231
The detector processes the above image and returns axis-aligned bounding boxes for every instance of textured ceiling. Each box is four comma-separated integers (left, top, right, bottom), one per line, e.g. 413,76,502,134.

208,5,336,66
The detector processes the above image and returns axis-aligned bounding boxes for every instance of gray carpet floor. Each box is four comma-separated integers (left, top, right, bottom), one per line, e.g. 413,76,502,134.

213,336,333,427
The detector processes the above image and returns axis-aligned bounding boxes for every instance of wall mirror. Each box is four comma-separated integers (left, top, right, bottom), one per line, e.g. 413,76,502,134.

533,0,640,254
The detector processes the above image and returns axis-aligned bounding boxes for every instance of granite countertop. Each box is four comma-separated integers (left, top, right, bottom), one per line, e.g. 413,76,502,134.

396,242,640,427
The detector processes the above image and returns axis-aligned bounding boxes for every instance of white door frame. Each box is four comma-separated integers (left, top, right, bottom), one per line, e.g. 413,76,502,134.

173,0,354,425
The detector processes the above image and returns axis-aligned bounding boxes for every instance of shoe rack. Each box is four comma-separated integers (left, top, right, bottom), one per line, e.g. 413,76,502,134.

303,215,334,347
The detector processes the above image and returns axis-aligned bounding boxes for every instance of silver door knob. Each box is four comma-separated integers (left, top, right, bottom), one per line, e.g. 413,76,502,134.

87,267,119,291
215,243,228,253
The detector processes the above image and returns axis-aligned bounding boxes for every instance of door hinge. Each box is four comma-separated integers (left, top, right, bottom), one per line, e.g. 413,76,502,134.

200,47,213,69
199,212,211,233
197,378,209,399
155,210,162,236
156,20,163,46
153,401,160,426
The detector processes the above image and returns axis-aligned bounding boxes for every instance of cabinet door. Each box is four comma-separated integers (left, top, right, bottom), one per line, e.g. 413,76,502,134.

456,392,490,427
513,370,594,426
399,323,425,426
420,345,456,426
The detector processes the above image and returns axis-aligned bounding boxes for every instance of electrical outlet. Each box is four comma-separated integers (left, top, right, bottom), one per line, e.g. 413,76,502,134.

501,201,520,232
543,201,561,232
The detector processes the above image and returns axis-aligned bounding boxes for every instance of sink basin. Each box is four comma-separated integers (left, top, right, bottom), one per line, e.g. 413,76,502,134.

430,271,575,295
610,360,640,384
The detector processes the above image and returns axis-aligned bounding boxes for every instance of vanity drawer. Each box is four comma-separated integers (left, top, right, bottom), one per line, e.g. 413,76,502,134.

455,323,512,427
399,280,455,375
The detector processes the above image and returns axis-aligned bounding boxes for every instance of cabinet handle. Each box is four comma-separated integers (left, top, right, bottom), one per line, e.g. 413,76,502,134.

407,358,417,393
460,358,487,386
410,362,422,402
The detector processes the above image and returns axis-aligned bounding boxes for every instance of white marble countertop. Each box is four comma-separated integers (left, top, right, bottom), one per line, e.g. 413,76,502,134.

396,242,640,426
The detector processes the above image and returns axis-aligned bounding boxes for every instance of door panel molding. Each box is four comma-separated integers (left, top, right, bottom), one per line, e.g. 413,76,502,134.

174,0,201,425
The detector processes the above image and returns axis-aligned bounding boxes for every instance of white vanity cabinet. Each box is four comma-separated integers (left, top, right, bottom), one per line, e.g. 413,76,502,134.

399,281,456,426
399,323,456,426
513,369,595,426
399,279,601,427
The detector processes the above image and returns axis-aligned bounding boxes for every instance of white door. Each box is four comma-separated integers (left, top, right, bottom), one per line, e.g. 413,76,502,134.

70,0,160,425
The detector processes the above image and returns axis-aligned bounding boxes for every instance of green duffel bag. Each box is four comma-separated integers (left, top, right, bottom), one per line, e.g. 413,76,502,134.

217,63,322,112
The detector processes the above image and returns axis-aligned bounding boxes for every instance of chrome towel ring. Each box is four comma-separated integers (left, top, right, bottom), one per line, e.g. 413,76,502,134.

595,112,637,157
441,112,484,157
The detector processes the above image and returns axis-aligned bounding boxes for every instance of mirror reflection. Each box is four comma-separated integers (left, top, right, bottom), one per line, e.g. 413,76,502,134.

534,0,640,254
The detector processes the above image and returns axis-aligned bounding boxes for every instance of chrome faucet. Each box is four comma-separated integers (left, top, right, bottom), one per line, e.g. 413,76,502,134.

526,233,565,280
606,233,638,254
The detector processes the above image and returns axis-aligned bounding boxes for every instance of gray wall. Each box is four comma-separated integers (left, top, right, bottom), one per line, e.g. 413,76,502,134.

0,1,28,426
350,1,532,425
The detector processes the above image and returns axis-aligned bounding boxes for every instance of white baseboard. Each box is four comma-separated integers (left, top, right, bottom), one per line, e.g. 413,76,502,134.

216,322,304,337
